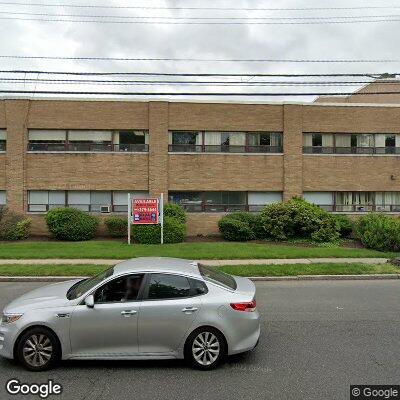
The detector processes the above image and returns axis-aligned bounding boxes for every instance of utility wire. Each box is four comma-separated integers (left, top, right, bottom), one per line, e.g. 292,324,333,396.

2,11,400,21
1,55,400,63
1,89,400,97
1,2,400,11
0,70,394,78
2,16,400,24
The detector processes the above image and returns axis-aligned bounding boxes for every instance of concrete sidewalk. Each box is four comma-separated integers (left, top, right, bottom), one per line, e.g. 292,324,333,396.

0,257,389,266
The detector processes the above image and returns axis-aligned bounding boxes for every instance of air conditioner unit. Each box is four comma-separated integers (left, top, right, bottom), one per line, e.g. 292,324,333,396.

100,205,111,213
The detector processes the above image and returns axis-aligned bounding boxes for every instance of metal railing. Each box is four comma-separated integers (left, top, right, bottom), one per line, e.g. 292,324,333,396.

303,146,400,155
169,144,283,153
27,142,149,153
317,204,400,212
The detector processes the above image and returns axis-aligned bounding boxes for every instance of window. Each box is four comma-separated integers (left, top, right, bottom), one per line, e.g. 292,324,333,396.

303,133,334,153
303,192,334,211
169,191,283,212
0,190,6,206
190,279,208,296
375,134,400,154
147,274,191,300
169,131,282,153
95,274,144,303
68,130,112,152
28,130,66,151
335,192,374,212
28,190,149,212
115,131,148,152
199,265,237,290
0,130,6,151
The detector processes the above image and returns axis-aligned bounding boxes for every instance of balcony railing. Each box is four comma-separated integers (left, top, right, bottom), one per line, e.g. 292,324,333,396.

303,146,400,155
169,144,283,153
316,204,400,212
27,142,149,153
28,204,128,212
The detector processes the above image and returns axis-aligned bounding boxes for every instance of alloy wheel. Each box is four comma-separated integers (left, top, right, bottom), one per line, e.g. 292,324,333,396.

192,331,220,366
22,334,53,368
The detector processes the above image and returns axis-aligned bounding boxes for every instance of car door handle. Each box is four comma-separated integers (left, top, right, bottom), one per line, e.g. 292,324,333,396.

121,310,137,317
182,307,198,313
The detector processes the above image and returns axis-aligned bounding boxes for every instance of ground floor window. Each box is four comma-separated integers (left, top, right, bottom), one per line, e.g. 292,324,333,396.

168,191,283,212
303,191,400,212
0,190,6,207
27,190,149,213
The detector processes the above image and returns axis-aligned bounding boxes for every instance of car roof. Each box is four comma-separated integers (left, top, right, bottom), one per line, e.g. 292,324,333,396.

113,257,202,279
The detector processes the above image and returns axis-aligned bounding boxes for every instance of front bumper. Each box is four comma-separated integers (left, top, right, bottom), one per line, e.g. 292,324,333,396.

0,322,19,359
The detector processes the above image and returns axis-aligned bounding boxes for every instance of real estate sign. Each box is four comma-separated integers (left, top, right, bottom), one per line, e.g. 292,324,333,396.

132,198,159,225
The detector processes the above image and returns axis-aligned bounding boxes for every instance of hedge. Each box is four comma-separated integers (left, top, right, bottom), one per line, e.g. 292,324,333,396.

218,212,259,241
0,208,31,241
105,216,127,238
45,208,98,241
163,203,186,224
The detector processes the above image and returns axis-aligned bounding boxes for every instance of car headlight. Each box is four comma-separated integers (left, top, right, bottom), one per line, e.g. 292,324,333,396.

1,313,23,324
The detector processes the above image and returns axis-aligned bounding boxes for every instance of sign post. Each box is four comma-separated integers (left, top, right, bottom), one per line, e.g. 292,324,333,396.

128,194,164,244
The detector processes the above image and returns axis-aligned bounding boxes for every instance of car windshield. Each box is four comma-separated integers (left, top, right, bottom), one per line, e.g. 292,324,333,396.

67,267,114,300
198,265,237,290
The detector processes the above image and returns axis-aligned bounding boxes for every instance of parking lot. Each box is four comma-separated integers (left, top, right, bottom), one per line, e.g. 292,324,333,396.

0,280,399,400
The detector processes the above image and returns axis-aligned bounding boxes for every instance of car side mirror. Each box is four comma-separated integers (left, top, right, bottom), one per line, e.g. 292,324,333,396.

85,295,94,308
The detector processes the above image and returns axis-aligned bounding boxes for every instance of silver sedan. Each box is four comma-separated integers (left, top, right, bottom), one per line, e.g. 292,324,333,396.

0,257,260,371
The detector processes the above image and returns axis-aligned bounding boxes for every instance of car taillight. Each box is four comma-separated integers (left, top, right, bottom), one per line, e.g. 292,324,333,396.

230,300,256,312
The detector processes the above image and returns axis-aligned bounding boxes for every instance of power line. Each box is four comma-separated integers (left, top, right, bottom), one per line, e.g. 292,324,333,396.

0,55,400,63
1,89,400,97
0,70,394,78
2,16,400,24
2,11,400,21
1,2,400,11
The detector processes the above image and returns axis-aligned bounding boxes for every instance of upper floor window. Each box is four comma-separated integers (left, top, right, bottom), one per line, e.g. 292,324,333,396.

0,190,6,207
0,130,6,151
28,190,149,213
169,191,282,212
27,130,149,153
303,133,400,155
169,131,283,154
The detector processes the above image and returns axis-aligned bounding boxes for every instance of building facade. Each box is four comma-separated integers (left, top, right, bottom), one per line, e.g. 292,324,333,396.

0,91,400,236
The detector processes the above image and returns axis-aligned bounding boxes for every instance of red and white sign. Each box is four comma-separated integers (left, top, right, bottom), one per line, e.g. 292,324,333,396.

132,198,159,225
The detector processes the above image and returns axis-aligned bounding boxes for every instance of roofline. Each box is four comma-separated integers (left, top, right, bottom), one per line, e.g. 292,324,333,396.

1,95,400,108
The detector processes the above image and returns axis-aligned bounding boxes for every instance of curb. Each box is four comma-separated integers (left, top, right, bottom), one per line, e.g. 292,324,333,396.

0,274,399,283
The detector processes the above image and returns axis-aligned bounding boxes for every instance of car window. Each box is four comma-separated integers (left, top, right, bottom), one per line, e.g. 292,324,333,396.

190,278,208,296
67,267,114,300
198,265,237,290
94,274,144,304
147,273,191,300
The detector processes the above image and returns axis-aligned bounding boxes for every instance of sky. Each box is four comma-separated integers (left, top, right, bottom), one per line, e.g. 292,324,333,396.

0,0,399,102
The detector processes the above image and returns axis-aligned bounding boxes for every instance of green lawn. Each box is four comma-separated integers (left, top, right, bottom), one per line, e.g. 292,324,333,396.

0,241,396,260
0,263,398,277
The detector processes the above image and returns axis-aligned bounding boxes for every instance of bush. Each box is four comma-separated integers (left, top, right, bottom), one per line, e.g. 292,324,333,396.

259,198,340,242
45,208,98,241
334,214,354,238
0,208,31,240
164,203,186,224
356,213,400,251
132,216,186,244
218,216,255,241
105,216,127,238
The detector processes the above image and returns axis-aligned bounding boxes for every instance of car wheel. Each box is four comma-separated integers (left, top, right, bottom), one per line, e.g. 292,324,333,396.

16,327,60,371
185,327,226,370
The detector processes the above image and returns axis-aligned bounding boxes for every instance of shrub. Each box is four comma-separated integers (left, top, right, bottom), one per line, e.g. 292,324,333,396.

218,216,255,241
259,198,340,242
0,208,31,240
164,203,186,224
105,216,127,238
132,216,186,244
334,214,354,238
45,208,98,241
356,213,400,251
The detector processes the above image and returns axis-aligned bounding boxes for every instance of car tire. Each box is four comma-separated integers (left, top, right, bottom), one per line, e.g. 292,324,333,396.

16,327,61,371
185,327,227,370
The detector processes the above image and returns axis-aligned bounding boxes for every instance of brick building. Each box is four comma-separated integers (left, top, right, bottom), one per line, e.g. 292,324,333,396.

1,81,400,236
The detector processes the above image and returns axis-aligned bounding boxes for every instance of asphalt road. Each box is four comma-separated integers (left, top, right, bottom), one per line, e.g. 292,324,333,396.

0,280,399,400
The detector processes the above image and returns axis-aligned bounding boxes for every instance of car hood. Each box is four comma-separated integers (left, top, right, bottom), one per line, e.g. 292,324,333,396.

3,279,83,313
